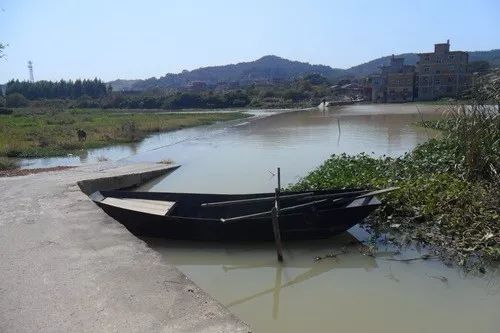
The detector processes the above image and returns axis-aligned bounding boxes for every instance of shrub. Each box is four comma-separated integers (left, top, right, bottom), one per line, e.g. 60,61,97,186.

0,157,18,170
121,120,138,141
0,107,13,115
5,93,29,107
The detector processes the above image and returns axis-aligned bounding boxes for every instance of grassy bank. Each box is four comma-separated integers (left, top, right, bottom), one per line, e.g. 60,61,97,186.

291,102,499,270
0,108,249,160
0,157,18,169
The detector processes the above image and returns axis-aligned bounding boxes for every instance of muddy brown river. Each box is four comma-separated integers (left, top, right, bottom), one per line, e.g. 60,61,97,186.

23,104,500,332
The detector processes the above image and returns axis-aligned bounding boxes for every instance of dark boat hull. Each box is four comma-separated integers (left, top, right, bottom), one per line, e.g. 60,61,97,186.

91,189,380,241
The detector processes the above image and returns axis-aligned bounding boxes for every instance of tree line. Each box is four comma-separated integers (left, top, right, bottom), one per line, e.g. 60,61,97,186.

1,73,335,109
5,78,110,100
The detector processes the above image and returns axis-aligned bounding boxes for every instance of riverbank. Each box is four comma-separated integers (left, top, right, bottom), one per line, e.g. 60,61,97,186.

0,108,250,163
290,105,499,270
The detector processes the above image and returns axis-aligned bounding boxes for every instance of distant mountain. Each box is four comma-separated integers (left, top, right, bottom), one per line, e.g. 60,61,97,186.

109,79,141,91
110,55,344,91
344,53,419,77
469,49,500,65
109,50,500,91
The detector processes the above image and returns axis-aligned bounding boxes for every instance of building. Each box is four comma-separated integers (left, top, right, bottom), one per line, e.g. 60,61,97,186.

371,55,415,103
330,82,364,100
415,40,470,100
385,58,415,103
368,41,470,103
369,74,386,103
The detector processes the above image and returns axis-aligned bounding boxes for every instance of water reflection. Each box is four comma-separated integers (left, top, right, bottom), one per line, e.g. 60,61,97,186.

145,224,500,332
146,231,377,319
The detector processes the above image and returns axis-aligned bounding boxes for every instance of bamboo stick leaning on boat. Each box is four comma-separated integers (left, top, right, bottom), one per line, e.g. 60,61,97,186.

219,187,399,223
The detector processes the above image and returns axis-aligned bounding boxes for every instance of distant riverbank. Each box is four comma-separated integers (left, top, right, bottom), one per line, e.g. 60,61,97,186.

0,108,250,169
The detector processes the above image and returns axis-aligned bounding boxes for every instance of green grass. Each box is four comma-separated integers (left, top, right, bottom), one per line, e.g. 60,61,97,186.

0,157,18,169
290,106,500,269
407,99,462,106
0,108,250,159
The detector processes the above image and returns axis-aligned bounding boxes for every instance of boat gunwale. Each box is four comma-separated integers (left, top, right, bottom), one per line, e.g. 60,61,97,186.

90,190,381,223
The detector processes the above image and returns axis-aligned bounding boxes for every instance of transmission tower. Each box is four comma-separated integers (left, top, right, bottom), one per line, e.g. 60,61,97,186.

28,60,34,82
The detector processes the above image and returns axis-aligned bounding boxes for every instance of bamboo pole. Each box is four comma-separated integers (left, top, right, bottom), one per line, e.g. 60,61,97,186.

220,187,399,223
201,192,313,208
272,168,284,262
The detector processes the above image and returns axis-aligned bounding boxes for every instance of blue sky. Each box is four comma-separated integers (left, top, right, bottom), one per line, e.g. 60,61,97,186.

0,0,499,82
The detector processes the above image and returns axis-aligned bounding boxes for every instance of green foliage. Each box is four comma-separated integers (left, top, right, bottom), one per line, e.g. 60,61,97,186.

0,107,12,115
468,60,491,74
283,89,309,102
2,72,333,110
302,73,329,85
425,72,500,181
6,78,108,100
120,120,138,141
291,137,499,266
463,69,500,103
0,157,17,170
5,93,29,107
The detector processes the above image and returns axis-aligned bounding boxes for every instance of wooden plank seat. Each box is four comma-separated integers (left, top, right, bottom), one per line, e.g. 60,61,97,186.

101,197,176,216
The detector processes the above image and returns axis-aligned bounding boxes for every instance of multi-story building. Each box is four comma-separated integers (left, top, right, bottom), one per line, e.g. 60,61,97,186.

370,55,415,103
368,41,469,103
415,40,470,100
370,74,386,103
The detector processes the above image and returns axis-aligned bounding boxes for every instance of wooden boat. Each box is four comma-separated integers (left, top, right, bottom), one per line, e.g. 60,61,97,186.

90,187,386,241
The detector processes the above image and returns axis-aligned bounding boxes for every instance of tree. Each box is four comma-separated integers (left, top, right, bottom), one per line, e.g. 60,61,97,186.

6,93,29,107
469,61,491,74
302,73,329,85
5,78,108,100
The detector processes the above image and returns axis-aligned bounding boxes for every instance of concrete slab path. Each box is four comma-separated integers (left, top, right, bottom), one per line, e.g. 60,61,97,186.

0,163,250,333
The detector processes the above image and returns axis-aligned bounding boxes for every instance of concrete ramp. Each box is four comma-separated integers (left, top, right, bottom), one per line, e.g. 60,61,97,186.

0,162,250,333
77,163,180,195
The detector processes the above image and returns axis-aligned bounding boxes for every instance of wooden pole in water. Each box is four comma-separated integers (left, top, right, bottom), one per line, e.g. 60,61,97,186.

272,167,284,262
277,167,281,190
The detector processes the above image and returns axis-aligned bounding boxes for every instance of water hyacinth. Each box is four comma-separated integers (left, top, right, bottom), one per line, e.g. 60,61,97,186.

291,101,500,270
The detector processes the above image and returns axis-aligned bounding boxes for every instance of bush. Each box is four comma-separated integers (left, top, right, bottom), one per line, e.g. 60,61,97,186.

5,93,29,107
121,120,138,141
0,157,18,170
0,107,13,115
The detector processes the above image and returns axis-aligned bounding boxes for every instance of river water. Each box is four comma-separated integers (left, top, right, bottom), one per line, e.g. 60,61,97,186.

25,104,500,332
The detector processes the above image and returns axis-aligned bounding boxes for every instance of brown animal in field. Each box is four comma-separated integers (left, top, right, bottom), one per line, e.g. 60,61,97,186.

77,129,87,142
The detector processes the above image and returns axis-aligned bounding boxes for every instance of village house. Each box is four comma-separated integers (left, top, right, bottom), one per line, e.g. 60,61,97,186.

415,40,470,100
370,56,415,103
369,41,470,103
